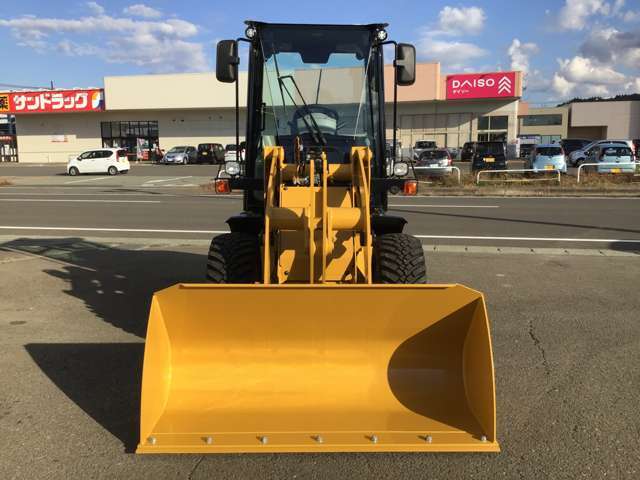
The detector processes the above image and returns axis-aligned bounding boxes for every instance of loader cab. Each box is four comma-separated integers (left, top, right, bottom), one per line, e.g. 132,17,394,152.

216,22,415,224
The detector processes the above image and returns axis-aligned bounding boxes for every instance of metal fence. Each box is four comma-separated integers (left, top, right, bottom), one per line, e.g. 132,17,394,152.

476,168,562,185
576,162,640,183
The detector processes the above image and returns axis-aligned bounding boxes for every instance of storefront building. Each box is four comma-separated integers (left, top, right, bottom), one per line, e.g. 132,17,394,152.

1,65,523,163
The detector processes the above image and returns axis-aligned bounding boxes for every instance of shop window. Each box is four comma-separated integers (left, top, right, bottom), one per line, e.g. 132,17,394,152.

478,116,490,130
101,121,160,161
490,116,508,130
522,114,562,127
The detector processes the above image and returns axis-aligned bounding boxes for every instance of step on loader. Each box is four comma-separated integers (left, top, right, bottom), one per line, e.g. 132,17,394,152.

137,21,499,454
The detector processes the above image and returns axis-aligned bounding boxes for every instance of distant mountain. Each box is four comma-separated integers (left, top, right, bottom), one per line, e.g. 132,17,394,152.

557,93,640,107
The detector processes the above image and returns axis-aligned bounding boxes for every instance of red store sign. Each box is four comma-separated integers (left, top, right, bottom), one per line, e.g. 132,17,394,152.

0,89,104,114
446,72,517,100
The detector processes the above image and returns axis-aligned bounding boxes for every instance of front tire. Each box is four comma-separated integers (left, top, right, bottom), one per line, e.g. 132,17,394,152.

373,233,427,283
206,232,260,283
68,167,79,176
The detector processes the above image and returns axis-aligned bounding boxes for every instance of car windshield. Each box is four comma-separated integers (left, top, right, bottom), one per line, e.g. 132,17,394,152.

226,145,238,151
476,143,504,155
199,144,214,150
420,150,448,160
603,147,632,157
537,147,563,156
259,24,377,163
168,147,187,153
416,142,436,149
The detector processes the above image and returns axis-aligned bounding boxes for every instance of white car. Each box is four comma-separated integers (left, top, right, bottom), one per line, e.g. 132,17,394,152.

569,140,633,167
67,148,130,176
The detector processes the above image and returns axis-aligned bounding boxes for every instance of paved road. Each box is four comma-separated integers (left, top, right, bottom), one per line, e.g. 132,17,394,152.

0,185,638,248
0,160,531,179
0,162,222,177
0,237,638,479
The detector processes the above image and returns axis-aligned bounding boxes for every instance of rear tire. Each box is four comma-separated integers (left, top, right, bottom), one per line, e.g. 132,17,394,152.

108,166,118,175
373,233,427,283
206,232,260,283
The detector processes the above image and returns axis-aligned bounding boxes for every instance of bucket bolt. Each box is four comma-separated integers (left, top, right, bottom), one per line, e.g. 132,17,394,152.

314,435,324,444
370,435,378,444
481,435,487,443
147,436,156,445
424,435,432,443
260,436,268,445
205,436,213,445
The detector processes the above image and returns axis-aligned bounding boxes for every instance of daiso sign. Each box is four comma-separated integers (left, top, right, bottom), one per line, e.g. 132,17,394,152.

446,72,517,100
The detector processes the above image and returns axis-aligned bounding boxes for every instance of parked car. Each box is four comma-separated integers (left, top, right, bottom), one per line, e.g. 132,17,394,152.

471,142,507,172
569,140,632,167
412,140,437,160
528,144,567,173
586,144,636,174
224,142,246,161
559,138,591,158
414,148,453,177
67,148,130,176
460,141,477,161
197,143,225,164
163,146,197,164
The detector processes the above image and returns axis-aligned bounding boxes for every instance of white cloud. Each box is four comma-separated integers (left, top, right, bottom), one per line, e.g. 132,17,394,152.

436,6,486,35
123,4,162,19
508,39,539,74
558,56,627,84
0,11,207,73
415,5,488,70
86,2,105,16
623,10,639,22
579,28,640,69
558,0,611,30
417,36,488,69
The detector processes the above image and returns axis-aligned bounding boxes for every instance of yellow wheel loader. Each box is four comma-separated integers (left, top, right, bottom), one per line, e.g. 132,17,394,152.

137,21,499,454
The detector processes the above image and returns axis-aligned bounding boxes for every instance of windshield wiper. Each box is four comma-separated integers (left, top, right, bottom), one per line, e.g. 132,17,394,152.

277,74,327,147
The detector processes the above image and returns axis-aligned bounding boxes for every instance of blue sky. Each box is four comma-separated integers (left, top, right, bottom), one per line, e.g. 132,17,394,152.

0,0,638,102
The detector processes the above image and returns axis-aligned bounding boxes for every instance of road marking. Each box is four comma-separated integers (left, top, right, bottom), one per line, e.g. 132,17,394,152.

0,226,638,245
0,192,177,197
142,176,192,184
413,234,640,244
64,176,118,184
0,226,224,234
0,199,161,203
389,204,499,208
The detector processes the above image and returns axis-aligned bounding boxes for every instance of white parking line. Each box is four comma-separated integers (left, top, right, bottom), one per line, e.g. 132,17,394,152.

0,225,638,244
413,234,640,244
389,204,499,208
142,176,192,184
64,176,118,184
0,226,222,234
0,199,161,203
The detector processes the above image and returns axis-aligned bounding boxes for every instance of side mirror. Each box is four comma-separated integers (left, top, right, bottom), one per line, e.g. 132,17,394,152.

396,43,416,86
216,40,238,83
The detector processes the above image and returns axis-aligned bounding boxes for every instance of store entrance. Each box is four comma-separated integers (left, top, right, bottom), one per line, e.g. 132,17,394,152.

101,121,160,161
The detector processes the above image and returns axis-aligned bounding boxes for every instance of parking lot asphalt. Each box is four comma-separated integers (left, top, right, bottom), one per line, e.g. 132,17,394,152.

0,237,638,479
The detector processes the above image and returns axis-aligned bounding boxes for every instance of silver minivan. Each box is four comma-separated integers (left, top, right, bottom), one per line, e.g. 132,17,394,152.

586,144,636,174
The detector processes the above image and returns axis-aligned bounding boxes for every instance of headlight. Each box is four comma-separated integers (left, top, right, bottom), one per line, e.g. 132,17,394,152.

393,162,409,177
225,161,240,176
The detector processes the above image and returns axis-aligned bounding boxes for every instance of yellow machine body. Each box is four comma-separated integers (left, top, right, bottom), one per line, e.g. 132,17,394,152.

137,284,498,453
137,146,499,454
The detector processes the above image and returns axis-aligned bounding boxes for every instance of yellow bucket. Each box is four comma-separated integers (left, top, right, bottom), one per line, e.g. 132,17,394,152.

137,284,499,453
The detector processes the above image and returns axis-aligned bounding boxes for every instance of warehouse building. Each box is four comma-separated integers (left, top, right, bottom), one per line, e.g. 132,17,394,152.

1,64,524,163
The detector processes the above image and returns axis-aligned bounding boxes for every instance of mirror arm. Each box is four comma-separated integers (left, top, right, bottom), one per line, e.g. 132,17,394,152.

380,40,398,164
234,38,252,165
